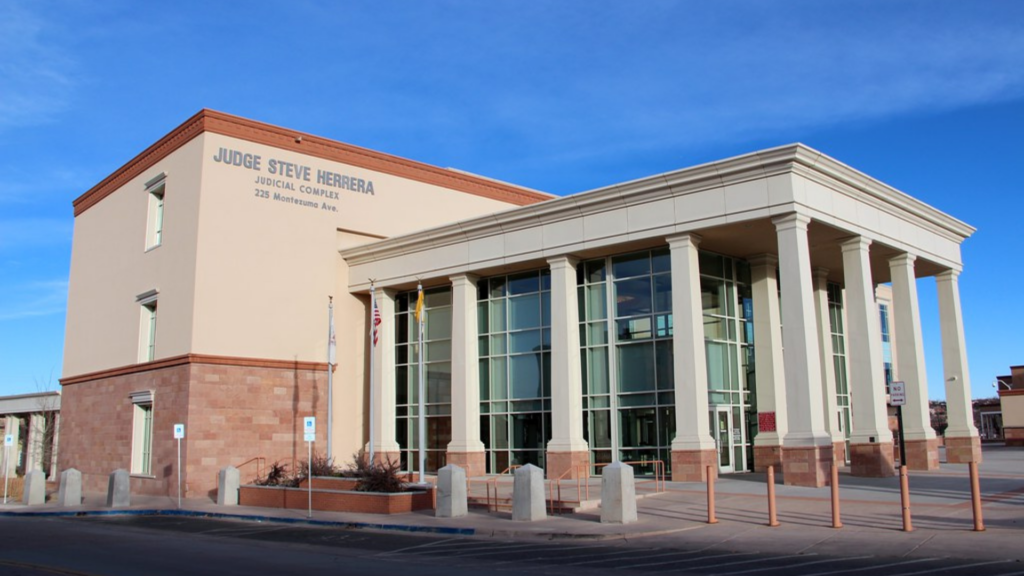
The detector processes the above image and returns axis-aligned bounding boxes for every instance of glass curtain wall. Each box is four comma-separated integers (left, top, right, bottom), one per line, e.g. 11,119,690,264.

579,248,754,476
394,288,453,474
828,283,852,460
477,270,552,473
700,252,754,472
879,303,894,392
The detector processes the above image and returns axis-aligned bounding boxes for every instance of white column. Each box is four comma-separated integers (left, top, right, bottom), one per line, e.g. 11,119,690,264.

1,416,19,477
937,270,978,439
667,234,715,452
25,413,46,472
369,289,401,457
546,256,588,454
774,214,830,446
812,268,844,445
749,255,787,459
447,274,486,454
840,237,890,444
889,255,935,441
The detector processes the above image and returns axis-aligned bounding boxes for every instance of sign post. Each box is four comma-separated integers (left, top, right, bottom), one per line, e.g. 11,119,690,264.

890,381,907,464
304,417,315,518
3,434,12,505
173,423,185,509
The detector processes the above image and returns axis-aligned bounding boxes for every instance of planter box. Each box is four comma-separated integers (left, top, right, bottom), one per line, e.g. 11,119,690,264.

239,479,434,514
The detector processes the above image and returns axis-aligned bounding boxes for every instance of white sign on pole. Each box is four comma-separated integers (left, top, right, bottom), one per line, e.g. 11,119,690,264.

304,417,316,442
3,434,11,447
173,424,185,439
890,381,907,406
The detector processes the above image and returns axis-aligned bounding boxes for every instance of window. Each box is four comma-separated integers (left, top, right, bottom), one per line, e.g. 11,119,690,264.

129,391,154,475
145,173,166,249
137,290,159,362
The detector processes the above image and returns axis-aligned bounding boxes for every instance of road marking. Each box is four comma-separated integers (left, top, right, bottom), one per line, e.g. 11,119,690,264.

627,551,758,569
717,555,875,575
552,548,662,566
802,557,942,576
607,549,706,568
699,553,813,570
384,537,466,554
441,543,563,558
0,559,105,576
895,559,1017,575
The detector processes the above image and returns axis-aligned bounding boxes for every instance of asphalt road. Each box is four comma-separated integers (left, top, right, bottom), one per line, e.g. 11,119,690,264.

0,515,1022,576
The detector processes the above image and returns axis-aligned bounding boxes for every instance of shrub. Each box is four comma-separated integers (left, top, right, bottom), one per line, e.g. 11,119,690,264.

296,451,339,480
343,450,405,493
255,461,295,487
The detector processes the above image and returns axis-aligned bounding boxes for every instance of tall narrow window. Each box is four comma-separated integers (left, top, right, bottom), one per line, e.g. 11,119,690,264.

145,173,166,249
129,391,154,475
137,290,159,362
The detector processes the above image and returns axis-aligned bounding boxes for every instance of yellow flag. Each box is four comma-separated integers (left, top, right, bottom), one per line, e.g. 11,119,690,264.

414,285,424,323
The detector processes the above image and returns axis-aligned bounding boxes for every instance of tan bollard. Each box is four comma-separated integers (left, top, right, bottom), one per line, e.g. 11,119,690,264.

899,465,913,532
831,462,842,529
969,462,985,532
767,465,780,527
706,465,718,524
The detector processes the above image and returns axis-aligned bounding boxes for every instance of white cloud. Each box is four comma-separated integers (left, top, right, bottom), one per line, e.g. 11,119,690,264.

0,1,75,128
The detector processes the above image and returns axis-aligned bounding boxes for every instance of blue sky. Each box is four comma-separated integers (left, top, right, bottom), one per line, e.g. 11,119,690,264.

1,1,1022,401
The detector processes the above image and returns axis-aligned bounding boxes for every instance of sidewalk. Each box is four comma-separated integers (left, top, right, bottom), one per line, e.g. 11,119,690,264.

2,445,1021,561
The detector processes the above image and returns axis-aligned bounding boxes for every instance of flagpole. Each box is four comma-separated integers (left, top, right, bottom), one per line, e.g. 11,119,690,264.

417,282,426,484
327,296,334,460
368,283,376,466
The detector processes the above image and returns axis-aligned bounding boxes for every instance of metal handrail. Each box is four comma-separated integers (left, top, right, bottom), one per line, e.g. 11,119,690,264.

467,465,521,513
581,459,666,501
234,456,267,483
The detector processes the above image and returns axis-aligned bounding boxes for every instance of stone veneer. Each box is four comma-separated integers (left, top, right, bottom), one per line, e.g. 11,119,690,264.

781,445,833,487
849,441,896,477
833,441,848,466
1005,427,1024,447
59,357,328,497
902,438,940,470
671,449,717,482
545,450,590,480
945,436,983,463
446,451,486,479
753,445,783,473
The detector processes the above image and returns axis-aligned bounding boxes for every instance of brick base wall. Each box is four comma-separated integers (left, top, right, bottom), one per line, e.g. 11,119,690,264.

671,448,717,482
545,450,590,480
850,441,896,477
945,436,983,463
1005,427,1024,447
59,357,328,499
781,445,833,487
903,438,940,470
446,451,486,478
238,484,433,514
753,444,783,472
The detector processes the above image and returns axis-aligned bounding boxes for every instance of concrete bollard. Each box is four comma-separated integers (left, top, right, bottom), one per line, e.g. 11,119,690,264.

512,464,546,521
106,469,131,508
217,466,240,506
436,464,467,518
58,468,83,507
22,469,46,506
600,461,637,524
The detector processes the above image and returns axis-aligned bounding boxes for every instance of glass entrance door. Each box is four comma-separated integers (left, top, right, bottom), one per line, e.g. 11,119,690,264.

710,407,734,473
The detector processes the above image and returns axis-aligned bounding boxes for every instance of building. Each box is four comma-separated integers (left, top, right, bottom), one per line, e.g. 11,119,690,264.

0,391,61,481
59,110,981,497
996,366,1024,446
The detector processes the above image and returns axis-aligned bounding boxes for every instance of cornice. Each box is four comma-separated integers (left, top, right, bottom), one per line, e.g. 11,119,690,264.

59,353,329,386
341,143,976,268
72,109,553,217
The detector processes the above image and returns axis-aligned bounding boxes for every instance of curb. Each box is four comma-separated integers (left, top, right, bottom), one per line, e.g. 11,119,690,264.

0,508,476,536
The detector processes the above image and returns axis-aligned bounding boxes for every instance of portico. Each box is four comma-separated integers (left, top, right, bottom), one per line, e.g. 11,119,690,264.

342,144,978,487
